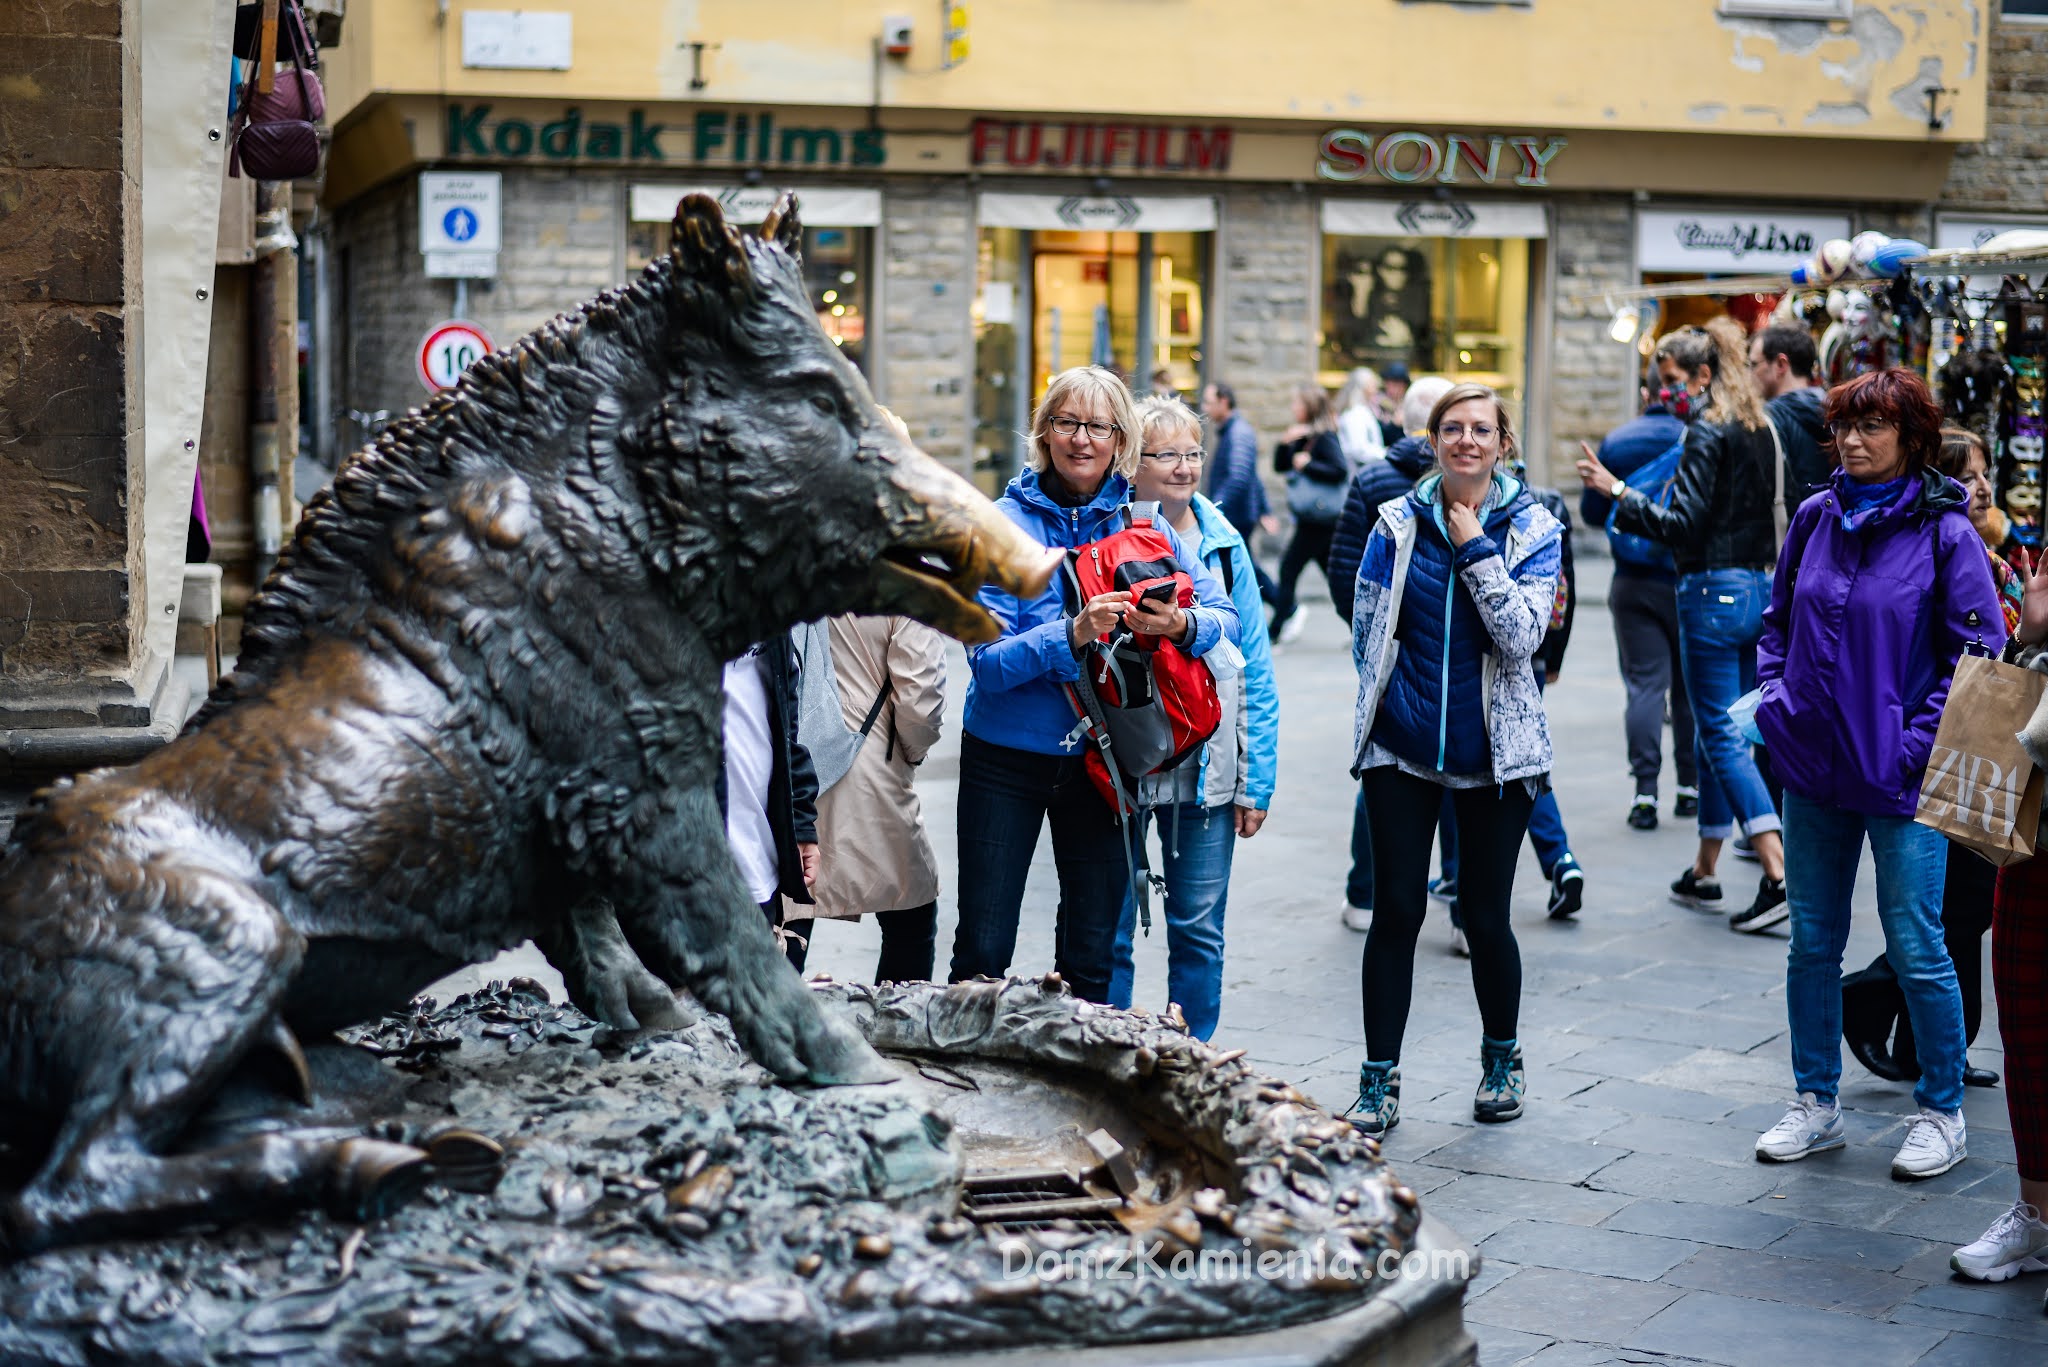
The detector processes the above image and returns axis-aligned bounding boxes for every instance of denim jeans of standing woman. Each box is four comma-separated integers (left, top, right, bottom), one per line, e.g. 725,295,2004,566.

950,733,1127,1002
1108,801,1234,1039
1675,567,1781,840
1782,793,1965,1115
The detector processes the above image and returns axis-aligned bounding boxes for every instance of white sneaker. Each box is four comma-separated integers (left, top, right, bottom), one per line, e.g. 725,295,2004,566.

1952,1201,2048,1281
1279,612,1307,644
1341,902,1373,931
1893,1109,1967,1181
1449,926,1469,958
1755,1093,1846,1162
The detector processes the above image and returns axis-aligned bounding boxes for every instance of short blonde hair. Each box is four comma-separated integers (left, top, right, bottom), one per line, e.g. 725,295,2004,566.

1028,366,1142,479
1135,394,1200,451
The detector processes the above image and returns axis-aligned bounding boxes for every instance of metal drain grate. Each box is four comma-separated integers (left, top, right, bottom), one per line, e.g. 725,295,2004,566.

961,1170,1126,1234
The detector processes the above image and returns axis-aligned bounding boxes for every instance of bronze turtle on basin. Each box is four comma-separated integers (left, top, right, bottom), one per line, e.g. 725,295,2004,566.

0,192,1058,1258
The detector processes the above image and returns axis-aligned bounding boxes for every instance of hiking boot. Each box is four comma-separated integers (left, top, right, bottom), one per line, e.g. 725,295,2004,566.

1755,1093,1846,1162
1670,868,1723,910
1952,1201,2048,1281
1730,877,1789,934
1340,900,1373,932
1475,1038,1525,1123
1627,799,1658,831
1427,876,1457,903
1893,1109,1967,1181
1673,786,1700,818
1345,1062,1401,1136
1547,860,1585,919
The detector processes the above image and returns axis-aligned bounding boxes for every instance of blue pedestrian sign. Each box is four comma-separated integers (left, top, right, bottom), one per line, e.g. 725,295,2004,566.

442,206,479,243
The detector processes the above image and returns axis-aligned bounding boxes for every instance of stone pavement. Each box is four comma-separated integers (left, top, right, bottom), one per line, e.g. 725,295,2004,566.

794,554,2037,1367
429,553,2038,1366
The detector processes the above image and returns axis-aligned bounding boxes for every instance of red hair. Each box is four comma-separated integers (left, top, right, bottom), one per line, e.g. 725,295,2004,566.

1822,369,1945,476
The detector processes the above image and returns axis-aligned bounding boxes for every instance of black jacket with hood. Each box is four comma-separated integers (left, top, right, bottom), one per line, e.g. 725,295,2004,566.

1329,435,1434,625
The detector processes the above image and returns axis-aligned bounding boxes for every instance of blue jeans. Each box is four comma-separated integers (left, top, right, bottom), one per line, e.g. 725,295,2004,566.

1108,802,1235,1039
1346,783,1375,908
1783,791,1965,1114
950,732,1129,1003
1675,568,1781,841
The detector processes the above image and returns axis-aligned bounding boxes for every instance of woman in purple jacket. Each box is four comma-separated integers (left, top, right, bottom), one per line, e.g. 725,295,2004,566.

1750,369,2004,1183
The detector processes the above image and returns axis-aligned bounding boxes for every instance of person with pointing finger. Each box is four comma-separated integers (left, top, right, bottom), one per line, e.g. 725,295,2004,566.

1343,383,1563,1136
949,367,1238,1004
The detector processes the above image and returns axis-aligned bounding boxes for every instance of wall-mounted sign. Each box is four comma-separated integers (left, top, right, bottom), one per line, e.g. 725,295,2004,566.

1317,130,1567,188
971,119,1232,174
977,192,1217,233
444,105,886,168
1321,199,1549,240
418,320,494,394
1636,208,1850,273
419,171,501,278
1936,216,2048,252
629,184,882,227
461,11,572,70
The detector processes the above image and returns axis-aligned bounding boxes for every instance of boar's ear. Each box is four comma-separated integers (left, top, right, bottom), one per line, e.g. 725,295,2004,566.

670,192,753,298
759,192,803,258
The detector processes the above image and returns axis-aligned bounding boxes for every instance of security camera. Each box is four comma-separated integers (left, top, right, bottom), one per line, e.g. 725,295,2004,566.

882,16,913,56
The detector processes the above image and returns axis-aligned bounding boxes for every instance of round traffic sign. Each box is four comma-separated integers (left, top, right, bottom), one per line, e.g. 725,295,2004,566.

442,206,479,243
417,320,494,393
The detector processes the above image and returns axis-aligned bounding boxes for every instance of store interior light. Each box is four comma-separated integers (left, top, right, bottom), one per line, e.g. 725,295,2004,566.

831,304,846,316
822,289,838,303
1609,303,1641,344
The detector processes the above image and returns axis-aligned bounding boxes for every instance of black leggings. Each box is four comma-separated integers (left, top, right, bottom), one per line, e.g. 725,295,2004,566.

769,901,940,982
1361,767,1536,1061
1270,521,1336,634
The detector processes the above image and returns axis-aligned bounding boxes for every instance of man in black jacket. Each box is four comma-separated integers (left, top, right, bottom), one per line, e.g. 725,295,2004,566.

1752,322,1829,500
719,634,822,968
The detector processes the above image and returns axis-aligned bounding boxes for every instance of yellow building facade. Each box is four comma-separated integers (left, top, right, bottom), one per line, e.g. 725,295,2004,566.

316,0,1996,487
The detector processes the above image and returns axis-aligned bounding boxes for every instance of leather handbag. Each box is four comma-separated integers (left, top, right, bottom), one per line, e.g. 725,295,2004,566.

230,0,325,181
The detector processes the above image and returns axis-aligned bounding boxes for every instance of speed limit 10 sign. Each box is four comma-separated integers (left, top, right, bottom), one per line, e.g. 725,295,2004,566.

417,320,494,393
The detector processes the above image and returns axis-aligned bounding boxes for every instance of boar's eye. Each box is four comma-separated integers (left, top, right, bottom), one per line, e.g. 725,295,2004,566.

808,393,841,421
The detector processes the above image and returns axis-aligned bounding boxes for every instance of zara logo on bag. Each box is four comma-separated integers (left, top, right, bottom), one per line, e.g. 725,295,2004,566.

1922,744,2025,837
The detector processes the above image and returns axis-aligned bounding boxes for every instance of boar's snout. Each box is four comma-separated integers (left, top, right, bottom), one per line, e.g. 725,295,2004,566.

872,442,1061,645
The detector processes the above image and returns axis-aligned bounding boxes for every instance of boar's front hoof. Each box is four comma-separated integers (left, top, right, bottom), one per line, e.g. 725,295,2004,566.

331,1138,434,1223
422,1127,507,1193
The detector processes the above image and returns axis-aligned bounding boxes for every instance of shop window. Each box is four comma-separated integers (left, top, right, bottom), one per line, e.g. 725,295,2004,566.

1318,234,1530,404
625,220,873,373
2005,0,2048,17
973,227,1209,493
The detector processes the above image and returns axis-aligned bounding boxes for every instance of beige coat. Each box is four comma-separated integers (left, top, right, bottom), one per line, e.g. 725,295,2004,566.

802,615,946,921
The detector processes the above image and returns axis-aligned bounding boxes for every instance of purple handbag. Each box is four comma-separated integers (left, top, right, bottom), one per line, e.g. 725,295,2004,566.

230,0,324,180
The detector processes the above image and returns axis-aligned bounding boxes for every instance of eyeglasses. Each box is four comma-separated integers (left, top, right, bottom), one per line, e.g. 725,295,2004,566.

1436,422,1498,444
1049,416,1121,440
1828,417,1896,441
1140,449,1204,467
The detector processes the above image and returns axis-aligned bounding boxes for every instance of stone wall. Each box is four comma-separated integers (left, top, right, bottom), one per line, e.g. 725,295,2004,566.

1939,11,2048,215
878,180,975,473
327,171,623,434
1215,186,1318,443
1545,196,1637,487
0,0,145,703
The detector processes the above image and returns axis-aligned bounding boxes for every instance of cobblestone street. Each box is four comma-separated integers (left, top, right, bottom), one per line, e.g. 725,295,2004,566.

793,554,2038,1367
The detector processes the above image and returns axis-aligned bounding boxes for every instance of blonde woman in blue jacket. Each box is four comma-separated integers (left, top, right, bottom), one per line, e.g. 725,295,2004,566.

1346,384,1562,1135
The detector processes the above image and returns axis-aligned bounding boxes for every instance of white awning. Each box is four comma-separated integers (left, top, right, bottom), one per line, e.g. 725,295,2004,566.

1321,199,1548,239
629,184,881,227
976,192,1217,233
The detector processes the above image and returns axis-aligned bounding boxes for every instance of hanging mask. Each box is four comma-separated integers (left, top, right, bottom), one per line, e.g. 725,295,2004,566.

1659,385,1699,421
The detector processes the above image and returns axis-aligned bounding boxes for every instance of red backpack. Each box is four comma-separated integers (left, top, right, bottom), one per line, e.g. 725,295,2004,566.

1059,506,1224,817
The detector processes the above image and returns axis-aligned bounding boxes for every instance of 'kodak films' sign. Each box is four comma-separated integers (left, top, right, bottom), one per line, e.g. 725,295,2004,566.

443,105,887,169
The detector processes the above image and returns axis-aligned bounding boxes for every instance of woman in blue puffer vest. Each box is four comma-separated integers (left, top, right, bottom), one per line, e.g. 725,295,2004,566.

948,367,1237,1003
1345,383,1563,1137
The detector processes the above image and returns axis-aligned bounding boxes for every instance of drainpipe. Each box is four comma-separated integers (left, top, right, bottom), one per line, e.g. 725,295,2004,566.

249,181,296,586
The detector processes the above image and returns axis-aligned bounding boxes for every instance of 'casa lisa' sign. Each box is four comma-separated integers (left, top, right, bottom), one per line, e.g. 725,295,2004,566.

1317,129,1568,188
444,105,886,168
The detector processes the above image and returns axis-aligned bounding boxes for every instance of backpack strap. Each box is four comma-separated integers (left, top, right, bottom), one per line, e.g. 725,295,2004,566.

1217,544,1237,598
856,676,896,763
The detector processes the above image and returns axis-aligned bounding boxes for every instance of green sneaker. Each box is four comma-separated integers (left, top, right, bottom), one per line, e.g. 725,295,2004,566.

1475,1037,1525,1123
1345,1061,1401,1136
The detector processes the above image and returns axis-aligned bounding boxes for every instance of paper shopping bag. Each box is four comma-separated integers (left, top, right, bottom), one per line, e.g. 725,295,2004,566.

1916,653,2048,866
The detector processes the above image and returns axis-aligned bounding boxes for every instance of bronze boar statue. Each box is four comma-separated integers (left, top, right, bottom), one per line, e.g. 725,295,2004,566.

0,193,1059,1257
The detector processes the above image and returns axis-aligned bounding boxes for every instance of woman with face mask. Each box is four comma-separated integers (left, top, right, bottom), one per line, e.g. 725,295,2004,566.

1345,384,1563,1135
1577,318,1789,934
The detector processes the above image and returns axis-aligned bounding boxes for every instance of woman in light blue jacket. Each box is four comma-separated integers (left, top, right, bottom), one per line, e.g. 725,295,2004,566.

950,368,1237,1003
1105,396,1278,1039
